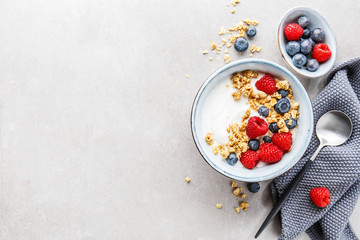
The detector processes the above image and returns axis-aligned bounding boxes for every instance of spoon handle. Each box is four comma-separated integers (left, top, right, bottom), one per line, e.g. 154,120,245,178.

255,160,313,238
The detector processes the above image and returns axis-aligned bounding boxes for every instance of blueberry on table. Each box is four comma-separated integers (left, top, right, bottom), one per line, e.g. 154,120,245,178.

300,39,313,55
311,28,325,43
285,41,300,56
278,89,289,98
248,182,260,193
263,136,272,143
302,28,311,39
285,117,298,129
246,26,257,37
234,37,249,52
226,153,238,166
275,98,291,114
248,139,260,151
269,122,279,133
297,16,310,28
258,106,269,117
292,53,307,68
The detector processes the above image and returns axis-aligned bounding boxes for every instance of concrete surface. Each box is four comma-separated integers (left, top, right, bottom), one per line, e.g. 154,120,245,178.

0,0,359,239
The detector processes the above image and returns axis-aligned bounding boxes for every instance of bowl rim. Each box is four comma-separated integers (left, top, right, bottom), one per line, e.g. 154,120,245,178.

277,6,337,78
190,58,314,182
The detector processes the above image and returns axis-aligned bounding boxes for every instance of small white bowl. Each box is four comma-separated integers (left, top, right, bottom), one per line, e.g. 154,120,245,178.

278,7,337,78
191,59,314,182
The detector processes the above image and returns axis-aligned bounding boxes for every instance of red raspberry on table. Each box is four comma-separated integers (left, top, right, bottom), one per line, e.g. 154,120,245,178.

246,116,268,139
255,74,277,94
284,23,303,41
272,132,293,151
312,43,332,63
240,150,259,169
258,143,283,163
310,187,331,207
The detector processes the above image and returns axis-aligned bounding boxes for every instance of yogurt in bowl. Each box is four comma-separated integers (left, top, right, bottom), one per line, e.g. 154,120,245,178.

191,59,313,182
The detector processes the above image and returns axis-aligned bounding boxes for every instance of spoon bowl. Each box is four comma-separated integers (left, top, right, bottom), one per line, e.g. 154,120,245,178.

316,110,353,146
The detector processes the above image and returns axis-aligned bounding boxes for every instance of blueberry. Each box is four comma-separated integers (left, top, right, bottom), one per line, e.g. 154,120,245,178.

306,59,320,72
269,122,279,133
258,106,269,117
275,98,291,114
292,53,307,68
285,41,300,56
285,117,298,129
300,39,313,55
302,28,311,39
278,89,289,98
248,139,260,151
311,28,325,43
308,37,316,48
297,16,310,28
248,182,260,193
263,136,272,143
226,153,238,166
234,37,249,52
246,26,257,37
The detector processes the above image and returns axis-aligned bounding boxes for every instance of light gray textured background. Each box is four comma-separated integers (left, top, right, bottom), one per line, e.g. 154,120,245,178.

0,0,359,239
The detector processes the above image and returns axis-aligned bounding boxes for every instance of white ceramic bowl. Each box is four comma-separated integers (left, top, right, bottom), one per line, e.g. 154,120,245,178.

191,59,314,182
278,7,337,78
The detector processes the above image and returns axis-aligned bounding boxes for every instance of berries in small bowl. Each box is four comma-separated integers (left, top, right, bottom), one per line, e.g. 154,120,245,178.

278,7,336,78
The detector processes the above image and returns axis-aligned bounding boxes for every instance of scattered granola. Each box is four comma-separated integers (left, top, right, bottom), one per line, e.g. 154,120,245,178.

233,187,241,197
216,203,223,209
234,206,241,214
231,181,238,188
250,44,261,53
185,177,191,183
212,145,219,155
203,15,260,63
224,54,231,63
242,18,259,26
239,201,249,211
205,132,214,145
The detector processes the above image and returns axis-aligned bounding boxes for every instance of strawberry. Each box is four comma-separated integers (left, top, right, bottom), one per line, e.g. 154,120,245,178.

255,74,277,94
312,43,332,63
284,23,303,41
258,143,283,163
310,187,331,207
240,150,259,169
272,132,293,151
246,116,268,139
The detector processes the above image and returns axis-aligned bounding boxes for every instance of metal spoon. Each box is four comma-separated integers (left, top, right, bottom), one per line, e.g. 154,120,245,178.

255,110,353,238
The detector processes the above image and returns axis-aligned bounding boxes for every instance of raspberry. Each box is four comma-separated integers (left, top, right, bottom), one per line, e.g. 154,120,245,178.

258,143,283,163
255,74,277,94
310,187,331,207
272,132,292,151
284,23,303,41
312,43,332,63
246,116,268,139
240,150,259,169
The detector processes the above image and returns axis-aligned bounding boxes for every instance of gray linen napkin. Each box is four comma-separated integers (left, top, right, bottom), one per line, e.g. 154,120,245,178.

271,57,360,240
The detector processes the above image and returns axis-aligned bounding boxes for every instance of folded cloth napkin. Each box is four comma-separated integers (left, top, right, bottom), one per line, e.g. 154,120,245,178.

271,57,360,240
